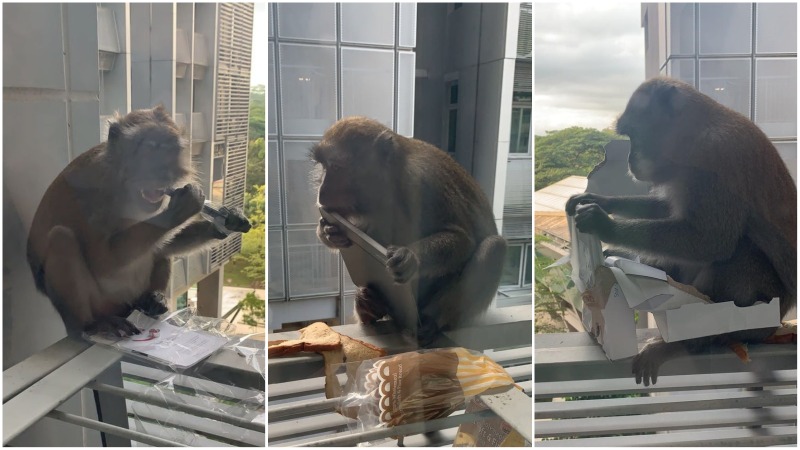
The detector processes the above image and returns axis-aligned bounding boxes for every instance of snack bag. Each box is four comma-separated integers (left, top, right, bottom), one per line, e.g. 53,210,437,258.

338,348,516,432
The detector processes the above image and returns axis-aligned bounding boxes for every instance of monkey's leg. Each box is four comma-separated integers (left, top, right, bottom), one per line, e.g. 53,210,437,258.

43,226,140,337
418,235,507,344
354,286,390,324
131,257,170,317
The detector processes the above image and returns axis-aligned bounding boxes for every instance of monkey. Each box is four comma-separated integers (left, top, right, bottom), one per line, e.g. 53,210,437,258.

26,106,251,337
310,116,507,345
566,77,797,386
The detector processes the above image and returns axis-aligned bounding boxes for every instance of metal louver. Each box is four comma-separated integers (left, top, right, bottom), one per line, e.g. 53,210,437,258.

210,2,254,270
517,3,532,59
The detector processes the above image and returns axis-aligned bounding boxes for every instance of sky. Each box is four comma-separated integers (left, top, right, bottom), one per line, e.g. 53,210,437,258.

251,2,266,86
535,2,645,135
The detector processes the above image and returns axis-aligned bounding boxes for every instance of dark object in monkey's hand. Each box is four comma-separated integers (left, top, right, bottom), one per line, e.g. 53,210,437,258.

166,188,251,237
567,77,796,386
311,116,507,344
27,106,244,337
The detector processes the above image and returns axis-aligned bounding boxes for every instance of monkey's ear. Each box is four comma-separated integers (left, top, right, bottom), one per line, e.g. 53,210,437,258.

108,122,121,142
655,84,687,117
374,130,397,155
152,104,170,122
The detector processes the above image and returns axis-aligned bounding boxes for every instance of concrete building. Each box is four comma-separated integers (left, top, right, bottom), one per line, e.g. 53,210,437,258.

267,3,531,330
641,3,797,180
3,3,253,445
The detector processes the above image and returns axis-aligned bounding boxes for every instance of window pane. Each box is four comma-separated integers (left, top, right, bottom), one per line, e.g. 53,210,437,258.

524,244,532,286
343,255,357,293
447,109,457,152
450,83,459,105
283,141,319,225
341,47,394,128
518,108,531,154
287,229,339,297
667,58,696,86
268,4,273,38
699,3,752,55
268,42,277,136
755,58,797,139
774,142,797,182
268,229,285,300
668,3,695,56
509,108,521,153
501,245,522,286
398,3,417,48
277,3,336,42
699,59,751,118
341,3,395,46
279,43,337,136
397,52,415,137
268,140,282,226
756,3,797,54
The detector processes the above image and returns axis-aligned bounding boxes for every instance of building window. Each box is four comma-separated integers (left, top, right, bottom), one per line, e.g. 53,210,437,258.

446,80,458,153
510,97,531,155
500,242,532,288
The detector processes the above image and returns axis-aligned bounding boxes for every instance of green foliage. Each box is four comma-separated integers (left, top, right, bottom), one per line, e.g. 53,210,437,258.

239,291,266,327
234,185,265,288
246,137,265,193
249,85,265,140
534,127,625,191
534,245,571,333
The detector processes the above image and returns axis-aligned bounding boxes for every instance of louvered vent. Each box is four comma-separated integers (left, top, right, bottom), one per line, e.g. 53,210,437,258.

210,2,254,269
517,3,532,59
513,62,532,93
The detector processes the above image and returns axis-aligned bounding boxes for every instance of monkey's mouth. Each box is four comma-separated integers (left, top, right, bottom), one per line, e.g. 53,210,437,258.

140,188,167,204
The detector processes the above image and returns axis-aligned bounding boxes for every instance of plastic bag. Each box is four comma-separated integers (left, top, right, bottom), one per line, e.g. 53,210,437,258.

338,347,515,432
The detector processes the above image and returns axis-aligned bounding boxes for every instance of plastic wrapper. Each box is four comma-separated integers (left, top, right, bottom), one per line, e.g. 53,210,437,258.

338,348,515,435
88,308,265,445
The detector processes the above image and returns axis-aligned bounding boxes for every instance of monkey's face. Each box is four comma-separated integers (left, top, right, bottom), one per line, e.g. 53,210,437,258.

617,79,687,183
310,141,386,215
109,111,193,216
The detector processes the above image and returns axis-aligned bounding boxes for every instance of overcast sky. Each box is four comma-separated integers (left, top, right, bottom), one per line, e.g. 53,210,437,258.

251,3,266,86
535,3,645,135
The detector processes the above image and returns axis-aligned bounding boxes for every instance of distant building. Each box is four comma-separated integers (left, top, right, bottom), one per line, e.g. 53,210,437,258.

3,4,253,445
268,3,531,330
641,3,797,180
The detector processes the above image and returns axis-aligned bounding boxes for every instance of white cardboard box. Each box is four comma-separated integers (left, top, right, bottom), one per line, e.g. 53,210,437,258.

569,142,781,361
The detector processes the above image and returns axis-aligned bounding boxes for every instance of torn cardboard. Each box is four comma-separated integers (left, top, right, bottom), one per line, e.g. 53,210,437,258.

570,141,781,360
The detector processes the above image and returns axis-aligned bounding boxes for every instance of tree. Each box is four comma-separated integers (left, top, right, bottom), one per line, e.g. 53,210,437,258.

239,291,265,328
234,184,265,288
249,84,265,140
534,127,625,191
246,137,265,193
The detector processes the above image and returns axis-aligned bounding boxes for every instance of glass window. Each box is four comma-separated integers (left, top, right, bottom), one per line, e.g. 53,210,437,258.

398,3,417,48
268,42,277,136
341,47,394,128
283,141,319,226
524,244,532,286
268,4,273,38
343,255,357,293
667,58,696,87
755,58,797,139
501,244,522,286
699,3,752,55
287,229,340,297
510,105,531,154
668,3,695,56
699,59,752,119
397,51,416,137
268,230,285,300
774,142,797,182
267,140,281,226
341,3,395,46
447,109,458,153
756,3,797,54
276,3,336,42
278,43,337,137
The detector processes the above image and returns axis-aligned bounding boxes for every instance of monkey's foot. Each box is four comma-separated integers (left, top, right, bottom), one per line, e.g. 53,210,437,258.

355,286,389,323
134,291,169,317
88,316,141,338
632,339,685,386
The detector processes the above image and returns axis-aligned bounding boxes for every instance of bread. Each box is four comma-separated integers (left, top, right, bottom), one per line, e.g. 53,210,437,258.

267,322,386,362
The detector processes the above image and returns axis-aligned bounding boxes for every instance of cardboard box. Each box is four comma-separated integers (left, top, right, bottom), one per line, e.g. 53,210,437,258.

569,141,781,360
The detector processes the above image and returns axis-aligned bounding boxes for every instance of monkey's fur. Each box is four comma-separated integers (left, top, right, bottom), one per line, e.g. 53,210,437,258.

567,77,797,385
27,106,249,337
312,117,507,343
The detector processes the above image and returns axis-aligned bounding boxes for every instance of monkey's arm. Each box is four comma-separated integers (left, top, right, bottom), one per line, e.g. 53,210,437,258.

406,226,475,278
160,220,226,257
567,193,670,219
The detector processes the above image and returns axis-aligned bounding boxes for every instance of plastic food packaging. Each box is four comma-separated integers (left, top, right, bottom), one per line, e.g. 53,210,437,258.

338,348,516,433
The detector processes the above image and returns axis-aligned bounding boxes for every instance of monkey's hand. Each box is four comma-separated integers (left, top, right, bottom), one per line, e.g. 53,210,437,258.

133,291,169,317
632,338,689,386
221,206,252,233
386,246,419,284
164,184,204,227
318,217,352,248
566,193,610,216
87,316,141,338
574,203,615,240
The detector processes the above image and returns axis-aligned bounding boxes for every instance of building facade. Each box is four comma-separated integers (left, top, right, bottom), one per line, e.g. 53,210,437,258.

642,3,797,180
3,3,253,444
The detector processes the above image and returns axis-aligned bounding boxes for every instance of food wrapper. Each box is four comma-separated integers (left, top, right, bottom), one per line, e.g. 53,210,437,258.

453,397,527,447
338,348,515,433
